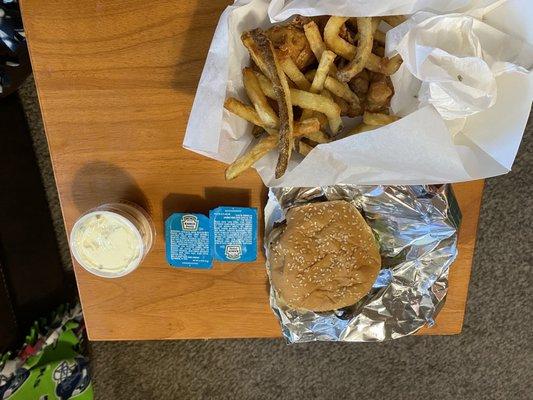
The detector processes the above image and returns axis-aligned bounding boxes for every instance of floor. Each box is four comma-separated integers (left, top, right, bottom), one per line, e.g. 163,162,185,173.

20,76,532,399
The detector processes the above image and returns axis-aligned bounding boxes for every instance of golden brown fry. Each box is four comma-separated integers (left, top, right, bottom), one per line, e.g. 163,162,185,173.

225,118,321,180
279,54,311,90
331,93,349,116
224,97,266,127
265,24,314,70
225,97,319,136
243,67,278,128
383,15,407,27
349,70,370,95
322,16,401,76
373,45,385,57
305,69,361,118
242,29,293,178
318,89,343,134
346,123,381,136
336,94,362,118
315,111,329,130
324,17,356,60
368,81,393,107
254,71,276,98
310,50,336,93
363,111,399,126
324,76,361,112
347,110,400,137
303,21,340,77
253,71,342,133
293,89,342,134
354,30,385,45
293,118,321,136
225,135,278,180
296,139,315,156
339,23,356,45
366,53,402,75
305,68,360,109
304,130,330,144
300,50,336,121
269,119,321,137
303,21,327,62
251,124,265,138
337,17,374,82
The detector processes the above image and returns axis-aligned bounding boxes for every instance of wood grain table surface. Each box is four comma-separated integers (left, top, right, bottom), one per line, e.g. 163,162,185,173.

20,0,484,340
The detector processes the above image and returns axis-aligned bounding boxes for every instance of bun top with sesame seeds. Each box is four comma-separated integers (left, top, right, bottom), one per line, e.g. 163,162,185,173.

270,200,381,312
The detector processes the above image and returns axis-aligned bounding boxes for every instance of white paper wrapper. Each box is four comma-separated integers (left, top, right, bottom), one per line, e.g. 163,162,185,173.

183,0,533,186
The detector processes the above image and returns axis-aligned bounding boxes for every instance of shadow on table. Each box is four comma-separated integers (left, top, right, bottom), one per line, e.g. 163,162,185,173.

71,161,150,215
172,0,229,95
162,187,251,229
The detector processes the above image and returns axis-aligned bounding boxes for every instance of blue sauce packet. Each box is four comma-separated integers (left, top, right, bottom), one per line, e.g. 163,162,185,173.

165,207,257,268
210,207,258,262
165,213,212,269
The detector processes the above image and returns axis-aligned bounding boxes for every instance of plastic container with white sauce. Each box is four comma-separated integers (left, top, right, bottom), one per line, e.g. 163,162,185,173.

70,202,155,278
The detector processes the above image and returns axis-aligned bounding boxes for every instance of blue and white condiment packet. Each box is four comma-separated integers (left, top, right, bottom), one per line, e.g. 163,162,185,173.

210,207,258,262
165,213,212,269
165,207,258,268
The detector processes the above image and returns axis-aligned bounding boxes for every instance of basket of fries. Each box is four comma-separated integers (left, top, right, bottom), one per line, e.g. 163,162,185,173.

183,0,532,186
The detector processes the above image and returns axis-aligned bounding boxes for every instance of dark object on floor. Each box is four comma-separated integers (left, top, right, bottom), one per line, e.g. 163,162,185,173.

0,94,70,352
0,0,30,98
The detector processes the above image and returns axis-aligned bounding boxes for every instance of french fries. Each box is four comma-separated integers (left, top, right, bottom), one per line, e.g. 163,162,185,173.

348,111,400,137
363,111,400,126
337,17,374,82
303,21,327,62
304,130,331,144
306,70,361,115
324,75,361,113
243,68,278,128
292,89,342,133
224,99,320,136
358,29,386,45
366,53,403,76
224,98,266,128
301,50,336,121
252,71,342,134
347,124,381,135
279,54,311,90
242,29,293,178
223,13,405,180
291,118,322,136
226,135,279,180
295,139,315,156
367,80,393,111
309,50,336,93
349,70,370,94
225,118,321,180
251,124,265,138
324,17,356,60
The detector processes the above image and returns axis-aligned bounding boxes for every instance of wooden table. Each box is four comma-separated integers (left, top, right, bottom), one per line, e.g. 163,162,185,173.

21,0,484,340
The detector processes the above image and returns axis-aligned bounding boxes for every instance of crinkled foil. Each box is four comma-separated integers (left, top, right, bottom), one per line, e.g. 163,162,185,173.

264,185,461,343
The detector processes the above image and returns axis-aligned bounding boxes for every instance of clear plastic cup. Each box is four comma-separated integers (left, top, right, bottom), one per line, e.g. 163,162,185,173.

69,202,155,278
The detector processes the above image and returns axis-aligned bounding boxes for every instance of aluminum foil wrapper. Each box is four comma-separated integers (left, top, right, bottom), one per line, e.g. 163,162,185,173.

264,185,461,343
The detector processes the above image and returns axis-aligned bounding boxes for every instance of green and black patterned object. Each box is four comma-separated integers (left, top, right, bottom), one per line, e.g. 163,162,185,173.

0,304,93,399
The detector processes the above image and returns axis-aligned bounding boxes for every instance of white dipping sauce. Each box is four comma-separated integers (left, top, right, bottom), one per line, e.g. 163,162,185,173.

71,211,143,275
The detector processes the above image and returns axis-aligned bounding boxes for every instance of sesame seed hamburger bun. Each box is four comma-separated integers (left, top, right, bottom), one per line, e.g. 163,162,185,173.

269,201,381,312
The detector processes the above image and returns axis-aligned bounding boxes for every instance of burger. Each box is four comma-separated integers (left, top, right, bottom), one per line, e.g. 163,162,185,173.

269,201,381,312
